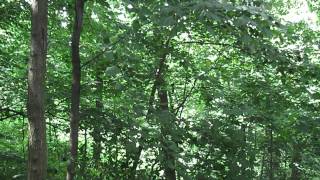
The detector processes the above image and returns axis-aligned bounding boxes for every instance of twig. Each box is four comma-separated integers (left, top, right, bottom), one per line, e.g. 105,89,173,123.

81,36,124,68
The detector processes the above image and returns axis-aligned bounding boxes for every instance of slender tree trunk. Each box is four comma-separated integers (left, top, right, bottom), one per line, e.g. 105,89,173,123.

291,142,301,180
27,0,48,179
67,0,84,179
157,48,176,180
128,83,156,179
129,44,169,178
159,84,176,180
260,151,265,180
240,124,247,176
93,68,103,164
130,42,176,179
81,128,87,180
268,126,274,180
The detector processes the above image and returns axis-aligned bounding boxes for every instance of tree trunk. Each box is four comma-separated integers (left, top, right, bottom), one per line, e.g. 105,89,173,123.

268,126,274,180
240,124,247,176
291,142,301,180
129,41,171,178
128,81,157,179
260,151,265,180
93,67,103,165
158,85,176,180
157,49,176,180
67,0,84,179
80,128,87,179
27,0,48,179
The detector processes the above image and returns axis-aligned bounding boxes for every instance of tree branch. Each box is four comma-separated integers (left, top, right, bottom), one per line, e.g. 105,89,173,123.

176,40,233,46
0,108,25,121
81,37,124,68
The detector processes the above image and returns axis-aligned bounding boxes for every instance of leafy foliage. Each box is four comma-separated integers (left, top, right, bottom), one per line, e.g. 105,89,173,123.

0,0,320,179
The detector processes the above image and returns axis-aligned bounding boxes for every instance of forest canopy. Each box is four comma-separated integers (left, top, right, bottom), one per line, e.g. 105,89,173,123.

0,0,320,179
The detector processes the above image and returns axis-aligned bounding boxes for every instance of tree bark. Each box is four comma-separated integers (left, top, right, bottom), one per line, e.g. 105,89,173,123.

158,84,176,180
291,142,301,180
157,48,176,180
80,129,87,179
259,151,265,180
128,80,157,179
27,0,48,179
129,42,171,178
67,0,84,179
268,126,274,180
130,41,176,179
93,67,103,165
240,124,248,176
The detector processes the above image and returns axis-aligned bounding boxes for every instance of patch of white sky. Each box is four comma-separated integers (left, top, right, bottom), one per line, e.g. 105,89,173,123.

91,12,99,22
116,3,133,23
60,7,68,28
282,0,318,30
279,0,319,52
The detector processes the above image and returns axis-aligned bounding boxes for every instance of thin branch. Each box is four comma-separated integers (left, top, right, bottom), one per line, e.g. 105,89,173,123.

81,37,124,68
0,114,21,121
174,78,198,116
46,110,69,122
176,40,233,46
173,40,232,116
0,108,25,121
81,48,109,68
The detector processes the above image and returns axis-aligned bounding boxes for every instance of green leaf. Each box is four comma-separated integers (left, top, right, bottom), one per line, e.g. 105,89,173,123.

126,141,137,153
159,16,175,26
105,66,121,76
105,51,114,62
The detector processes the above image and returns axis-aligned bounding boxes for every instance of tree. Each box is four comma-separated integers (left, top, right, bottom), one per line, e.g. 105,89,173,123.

67,0,85,179
1,0,320,179
27,0,48,179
